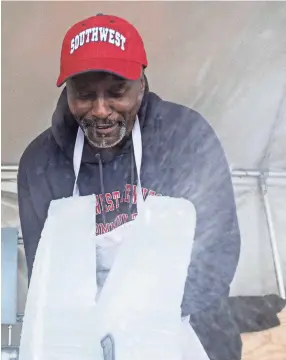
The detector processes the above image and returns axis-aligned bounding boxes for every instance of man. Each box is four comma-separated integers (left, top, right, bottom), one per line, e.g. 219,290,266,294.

18,14,241,360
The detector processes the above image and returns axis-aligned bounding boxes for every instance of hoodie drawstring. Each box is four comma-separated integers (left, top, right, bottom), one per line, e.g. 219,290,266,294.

96,153,106,225
129,145,135,220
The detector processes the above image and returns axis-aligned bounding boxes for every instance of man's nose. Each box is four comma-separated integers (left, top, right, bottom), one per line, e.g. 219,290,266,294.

91,97,112,119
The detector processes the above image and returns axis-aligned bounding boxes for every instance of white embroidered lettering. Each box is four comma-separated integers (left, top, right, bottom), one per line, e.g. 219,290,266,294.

108,29,115,44
74,35,80,50
114,31,121,47
70,27,127,54
70,38,75,54
120,34,126,50
79,31,85,46
85,28,92,43
99,27,109,42
91,27,98,42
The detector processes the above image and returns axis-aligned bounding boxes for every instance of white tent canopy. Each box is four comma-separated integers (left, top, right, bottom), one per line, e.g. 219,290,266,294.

2,0,286,349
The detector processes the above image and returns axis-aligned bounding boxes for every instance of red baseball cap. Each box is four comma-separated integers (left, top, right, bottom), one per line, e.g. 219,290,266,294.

56,14,148,87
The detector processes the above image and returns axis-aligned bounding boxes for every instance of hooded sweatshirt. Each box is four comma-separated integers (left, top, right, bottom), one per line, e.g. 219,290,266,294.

18,87,241,360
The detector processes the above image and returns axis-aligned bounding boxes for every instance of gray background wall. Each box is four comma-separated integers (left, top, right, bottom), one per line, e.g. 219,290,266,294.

2,1,286,169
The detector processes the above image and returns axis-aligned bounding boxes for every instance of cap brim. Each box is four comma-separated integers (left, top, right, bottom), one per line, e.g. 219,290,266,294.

56,58,142,87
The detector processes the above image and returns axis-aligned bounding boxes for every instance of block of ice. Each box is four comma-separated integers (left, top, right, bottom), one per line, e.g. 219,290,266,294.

19,195,100,360
94,196,209,360
19,194,208,360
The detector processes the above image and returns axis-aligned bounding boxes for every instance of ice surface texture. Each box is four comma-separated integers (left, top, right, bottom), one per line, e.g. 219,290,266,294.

19,195,208,360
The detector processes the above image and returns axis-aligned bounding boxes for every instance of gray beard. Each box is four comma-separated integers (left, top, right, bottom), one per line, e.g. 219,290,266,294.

83,124,127,149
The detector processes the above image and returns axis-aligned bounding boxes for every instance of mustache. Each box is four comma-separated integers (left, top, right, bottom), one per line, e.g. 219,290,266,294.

78,116,126,129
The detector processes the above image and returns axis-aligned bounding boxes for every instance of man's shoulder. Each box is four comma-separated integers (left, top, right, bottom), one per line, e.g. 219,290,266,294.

152,94,218,149
163,99,211,131
19,127,55,172
147,92,212,133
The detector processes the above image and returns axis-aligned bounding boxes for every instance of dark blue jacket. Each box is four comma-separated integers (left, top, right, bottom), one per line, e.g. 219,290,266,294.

18,88,242,360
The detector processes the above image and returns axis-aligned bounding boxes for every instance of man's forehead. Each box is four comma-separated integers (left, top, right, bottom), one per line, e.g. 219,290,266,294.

70,71,127,88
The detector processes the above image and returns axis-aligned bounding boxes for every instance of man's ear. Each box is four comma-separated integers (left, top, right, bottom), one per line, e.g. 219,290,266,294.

65,78,74,95
140,72,146,93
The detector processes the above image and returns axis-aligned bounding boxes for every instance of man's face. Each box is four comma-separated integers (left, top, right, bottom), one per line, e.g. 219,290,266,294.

66,72,145,149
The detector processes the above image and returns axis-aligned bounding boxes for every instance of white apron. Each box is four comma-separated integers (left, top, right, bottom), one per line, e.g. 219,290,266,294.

19,118,209,360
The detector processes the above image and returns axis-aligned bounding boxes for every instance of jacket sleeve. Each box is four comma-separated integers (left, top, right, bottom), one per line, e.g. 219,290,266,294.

173,112,242,360
17,157,43,283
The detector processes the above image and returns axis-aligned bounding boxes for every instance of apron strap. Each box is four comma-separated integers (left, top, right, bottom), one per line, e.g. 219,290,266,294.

73,127,85,197
72,117,145,212
131,117,144,214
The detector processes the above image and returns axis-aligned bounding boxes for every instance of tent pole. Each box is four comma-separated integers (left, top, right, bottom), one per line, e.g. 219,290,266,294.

231,169,286,178
1,165,18,181
260,175,286,299
2,165,286,179
1,165,19,171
